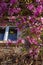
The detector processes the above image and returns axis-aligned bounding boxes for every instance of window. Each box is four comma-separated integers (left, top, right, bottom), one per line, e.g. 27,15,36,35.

0,27,5,40
8,27,17,41
0,26,20,41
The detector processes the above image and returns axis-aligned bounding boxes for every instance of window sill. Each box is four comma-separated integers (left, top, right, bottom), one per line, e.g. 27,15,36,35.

0,41,17,46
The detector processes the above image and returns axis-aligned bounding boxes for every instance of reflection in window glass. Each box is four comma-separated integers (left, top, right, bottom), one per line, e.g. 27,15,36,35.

8,27,17,41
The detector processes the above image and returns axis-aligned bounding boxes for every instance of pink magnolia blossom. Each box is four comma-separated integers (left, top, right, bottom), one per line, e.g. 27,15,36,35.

40,17,43,24
37,5,43,14
8,8,21,16
33,5,43,16
10,0,18,5
36,0,40,2
21,39,25,44
7,39,12,44
26,36,38,45
26,4,34,10
36,0,43,3
12,41,17,44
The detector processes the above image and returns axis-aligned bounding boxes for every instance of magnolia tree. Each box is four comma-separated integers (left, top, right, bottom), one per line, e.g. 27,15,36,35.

0,0,43,59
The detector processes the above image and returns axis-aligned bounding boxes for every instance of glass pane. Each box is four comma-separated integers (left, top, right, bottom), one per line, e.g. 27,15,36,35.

0,27,5,40
8,27,17,41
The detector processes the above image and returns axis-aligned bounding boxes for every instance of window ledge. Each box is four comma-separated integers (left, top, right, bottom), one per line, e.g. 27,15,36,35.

0,41,7,43
0,41,15,43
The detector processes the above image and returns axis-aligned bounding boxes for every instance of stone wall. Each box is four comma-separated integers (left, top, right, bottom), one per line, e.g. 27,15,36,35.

0,46,43,65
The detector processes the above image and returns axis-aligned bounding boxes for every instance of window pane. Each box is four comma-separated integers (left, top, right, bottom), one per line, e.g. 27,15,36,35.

8,27,17,41
0,27,5,40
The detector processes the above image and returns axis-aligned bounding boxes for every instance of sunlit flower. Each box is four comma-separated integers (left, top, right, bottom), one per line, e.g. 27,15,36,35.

36,0,40,2
40,17,43,24
21,39,25,44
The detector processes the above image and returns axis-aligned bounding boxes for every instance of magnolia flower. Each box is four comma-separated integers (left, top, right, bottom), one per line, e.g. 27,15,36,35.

14,8,21,14
33,4,43,16
10,0,18,5
7,39,12,44
8,8,15,16
7,16,16,19
8,8,21,16
36,0,43,3
26,36,38,45
26,4,34,11
21,39,25,44
37,5,43,14
12,41,17,44
36,0,40,2
0,2,7,17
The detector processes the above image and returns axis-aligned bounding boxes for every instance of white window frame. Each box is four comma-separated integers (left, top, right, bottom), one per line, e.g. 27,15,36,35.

4,26,9,41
